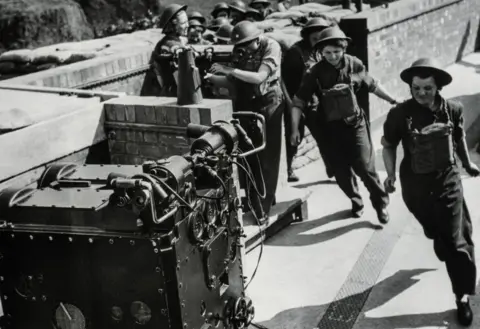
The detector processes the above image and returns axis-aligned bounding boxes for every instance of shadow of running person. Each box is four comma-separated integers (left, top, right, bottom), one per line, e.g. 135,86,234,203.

251,268,436,329
265,209,383,247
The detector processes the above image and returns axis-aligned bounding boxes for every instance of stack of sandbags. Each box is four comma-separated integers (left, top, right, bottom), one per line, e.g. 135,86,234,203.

254,18,293,31
288,2,333,14
266,10,306,20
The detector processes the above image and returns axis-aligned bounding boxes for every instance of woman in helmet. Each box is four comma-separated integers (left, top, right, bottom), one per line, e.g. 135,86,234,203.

215,24,234,44
244,7,263,22
187,19,211,45
188,11,206,24
250,0,274,19
211,2,230,19
382,58,479,327
283,17,335,182
206,21,285,220
141,3,189,97
290,26,399,223
229,0,247,25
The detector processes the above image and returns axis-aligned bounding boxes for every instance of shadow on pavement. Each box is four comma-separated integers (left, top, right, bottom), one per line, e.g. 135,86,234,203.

265,209,383,247
252,268,462,329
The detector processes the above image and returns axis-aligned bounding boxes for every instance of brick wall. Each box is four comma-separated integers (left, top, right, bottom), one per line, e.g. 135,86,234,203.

342,0,480,123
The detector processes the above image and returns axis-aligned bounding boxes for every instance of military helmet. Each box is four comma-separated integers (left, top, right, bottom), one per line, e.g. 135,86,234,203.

229,0,247,13
231,20,261,45
314,26,351,47
250,0,271,7
209,17,230,31
400,58,453,87
158,4,188,29
188,19,206,31
302,17,331,32
211,2,230,17
188,11,206,24
215,24,234,41
245,7,263,20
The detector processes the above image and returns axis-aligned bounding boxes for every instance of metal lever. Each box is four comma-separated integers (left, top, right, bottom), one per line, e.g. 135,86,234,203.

232,112,266,158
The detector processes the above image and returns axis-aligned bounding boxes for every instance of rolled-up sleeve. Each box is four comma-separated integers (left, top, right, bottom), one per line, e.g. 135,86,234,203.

450,102,466,143
261,39,282,74
382,106,403,148
351,57,378,93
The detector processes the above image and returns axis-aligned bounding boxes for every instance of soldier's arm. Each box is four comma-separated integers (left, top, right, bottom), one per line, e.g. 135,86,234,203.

207,75,233,89
381,106,403,178
451,102,473,168
230,38,282,84
354,58,398,104
290,67,318,132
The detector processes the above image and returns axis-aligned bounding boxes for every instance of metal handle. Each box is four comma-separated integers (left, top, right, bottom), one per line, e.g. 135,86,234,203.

232,112,266,158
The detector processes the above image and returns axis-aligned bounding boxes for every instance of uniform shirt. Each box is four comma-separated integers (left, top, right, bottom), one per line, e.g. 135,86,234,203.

282,39,321,100
228,35,282,99
292,54,378,112
152,35,186,96
382,97,466,161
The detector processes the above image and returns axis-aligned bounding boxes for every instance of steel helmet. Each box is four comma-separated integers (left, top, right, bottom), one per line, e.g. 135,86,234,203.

250,0,271,6
158,4,188,29
231,21,261,45
245,7,263,20
188,11,206,24
400,58,452,87
229,0,247,13
302,17,331,31
314,26,351,47
209,17,230,31
211,2,230,17
188,19,206,31
215,24,234,41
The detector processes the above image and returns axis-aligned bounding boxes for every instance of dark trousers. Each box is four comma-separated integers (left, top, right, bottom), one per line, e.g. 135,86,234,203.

327,114,389,210
237,91,284,218
400,163,476,297
285,106,334,177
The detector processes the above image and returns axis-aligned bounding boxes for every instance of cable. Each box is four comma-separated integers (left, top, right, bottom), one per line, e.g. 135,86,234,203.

150,175,194,212
231,160,265,199
196,166,227,200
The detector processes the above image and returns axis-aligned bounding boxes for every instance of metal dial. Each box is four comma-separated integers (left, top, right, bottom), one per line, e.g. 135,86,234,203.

54,303,86,329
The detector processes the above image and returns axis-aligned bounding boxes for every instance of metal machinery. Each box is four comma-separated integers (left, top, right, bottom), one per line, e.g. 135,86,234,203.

0,113,266,329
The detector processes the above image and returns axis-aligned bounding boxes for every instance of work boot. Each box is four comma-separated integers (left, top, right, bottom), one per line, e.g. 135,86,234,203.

376,206,389,224
351,204,364,218
288,170,299,182
456,296,473,326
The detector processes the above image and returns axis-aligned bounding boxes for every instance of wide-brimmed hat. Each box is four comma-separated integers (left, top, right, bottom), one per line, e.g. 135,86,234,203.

314,26,351,48
400,58,452,87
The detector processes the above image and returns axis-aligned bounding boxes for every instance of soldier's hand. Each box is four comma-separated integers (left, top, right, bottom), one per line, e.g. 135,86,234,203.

465,162,480,177
383,176,396,193
289,130,301,147
210,63,232,75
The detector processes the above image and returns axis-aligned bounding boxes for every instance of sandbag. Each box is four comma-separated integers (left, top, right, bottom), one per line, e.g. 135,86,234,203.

280,26,301,35
265,31,301,51
0,49,34,64
53,39,112,52
289,3,332,13
266,10,305,20
0,62,16,74
254,18,292,30
310,8,355,24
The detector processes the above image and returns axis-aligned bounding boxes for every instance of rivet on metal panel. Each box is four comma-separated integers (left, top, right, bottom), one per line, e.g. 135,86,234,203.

183,323,187,328
161,309,167,315
28,276,32,281
137,219,143,227
3,295,7,300
157,289,163,294
0,276,3,281
151,240,157,247
42,295,47,301
176,266,180,271
49,236,53,241
154,248,159,253
88,238,93,243
179,283,183,288
185,257,189,263
155,267,161,272
31,297,36,301
29,235,34,240
109,239,114,244
181,303,185,308
177,260,181,265
130,240,135,246
10,234,14,238
68,237,73,242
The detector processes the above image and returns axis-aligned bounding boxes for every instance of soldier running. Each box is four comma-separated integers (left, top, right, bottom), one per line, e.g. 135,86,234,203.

282,17,334,182
290,26,399,222
141,3,189,97
206,21,285,220
382,58,479,327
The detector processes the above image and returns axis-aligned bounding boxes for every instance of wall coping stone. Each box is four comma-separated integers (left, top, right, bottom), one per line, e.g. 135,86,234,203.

343,0,463,32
